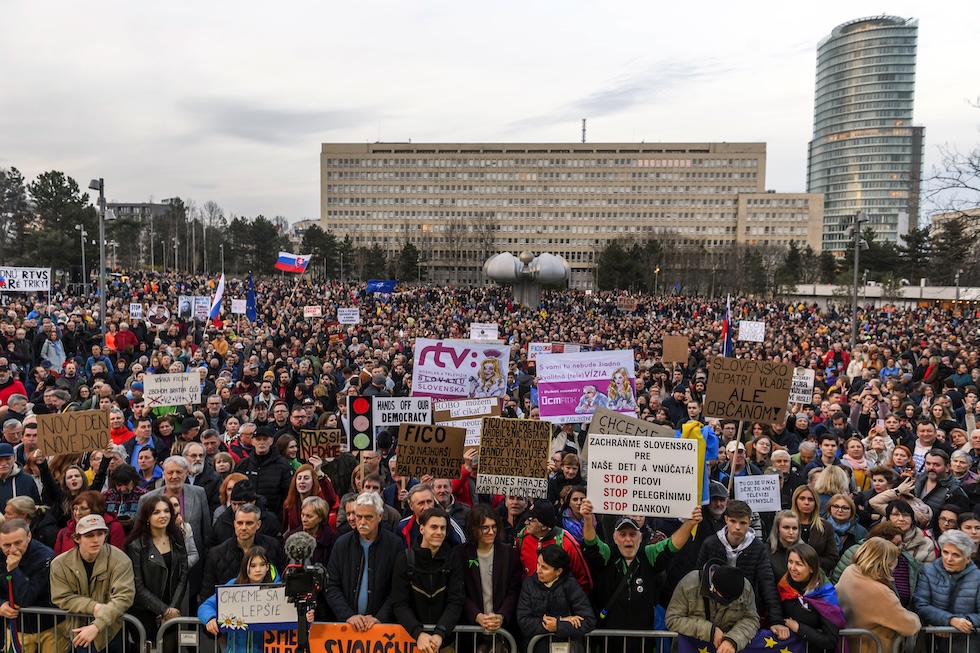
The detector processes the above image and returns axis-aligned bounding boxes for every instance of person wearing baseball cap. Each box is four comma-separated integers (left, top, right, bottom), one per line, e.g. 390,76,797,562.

516,500,593,594
714,440,762,486
579,497,702,632
666,559,759,652
50,513,135,652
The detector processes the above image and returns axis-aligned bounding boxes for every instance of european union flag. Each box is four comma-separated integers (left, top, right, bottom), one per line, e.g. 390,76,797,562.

677,631,805,653
365,279,397,294
246,274,257,322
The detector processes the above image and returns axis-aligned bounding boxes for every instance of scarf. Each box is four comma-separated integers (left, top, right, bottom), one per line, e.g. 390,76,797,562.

777,575,848,653
840,453,868,470
830,519,853,552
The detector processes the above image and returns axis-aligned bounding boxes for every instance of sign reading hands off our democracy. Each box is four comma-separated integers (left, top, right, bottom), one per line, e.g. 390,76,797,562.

37,410,109,455
476,417,551,495
703,357,792,422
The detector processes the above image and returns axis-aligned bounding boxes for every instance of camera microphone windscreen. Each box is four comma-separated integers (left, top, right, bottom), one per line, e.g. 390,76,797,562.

284,531,316,564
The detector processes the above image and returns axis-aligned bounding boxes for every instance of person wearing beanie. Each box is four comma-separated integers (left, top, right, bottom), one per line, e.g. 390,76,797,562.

515,499,593,594
666,559,762,653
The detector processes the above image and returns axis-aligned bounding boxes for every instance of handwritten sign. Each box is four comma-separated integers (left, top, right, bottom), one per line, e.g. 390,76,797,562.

661,336,689,364
37,410,109,455
299,429,343,460
433,398,500,446
303,306,322,318
528,342,552,362
396,423,466,480
231,299,247,315
586,434,698,518
337,308,360,324
703,358,793,423
734,475,782,512
129,303,143,320
194,296,211,321
590,407,675,439
373,397,432,433
0,267,50,292
789,367,816,405
477,417,551,496
305,624,416,653
737,320,766,343
142,372,201,407
616,296,637,312
216,584,295,631
470,322,499,341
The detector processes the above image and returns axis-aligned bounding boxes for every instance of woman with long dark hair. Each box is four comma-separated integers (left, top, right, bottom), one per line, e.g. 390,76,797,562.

776,543,844,653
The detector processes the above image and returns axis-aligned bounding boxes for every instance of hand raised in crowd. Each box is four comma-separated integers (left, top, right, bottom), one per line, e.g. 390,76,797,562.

895,477,915,497
579,498,593,517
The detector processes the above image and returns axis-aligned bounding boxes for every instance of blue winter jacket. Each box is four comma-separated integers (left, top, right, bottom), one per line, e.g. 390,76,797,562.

912,558,980,653
197,572,282,653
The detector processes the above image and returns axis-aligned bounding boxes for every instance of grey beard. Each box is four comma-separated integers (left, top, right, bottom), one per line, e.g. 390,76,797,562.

189,462,204,476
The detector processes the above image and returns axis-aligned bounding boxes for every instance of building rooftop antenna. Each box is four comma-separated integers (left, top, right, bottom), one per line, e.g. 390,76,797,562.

581,119,586,143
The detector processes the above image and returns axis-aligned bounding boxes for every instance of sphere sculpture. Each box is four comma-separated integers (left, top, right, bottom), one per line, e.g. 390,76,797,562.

484,251,570,307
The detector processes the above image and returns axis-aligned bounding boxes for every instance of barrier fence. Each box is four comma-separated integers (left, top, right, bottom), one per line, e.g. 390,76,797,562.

14,606,147,653
894,626,980,653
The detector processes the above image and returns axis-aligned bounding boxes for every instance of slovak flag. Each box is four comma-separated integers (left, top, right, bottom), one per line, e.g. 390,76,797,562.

0,273,5,288
720,294,734,357
209,273,225,321
275,252,312,273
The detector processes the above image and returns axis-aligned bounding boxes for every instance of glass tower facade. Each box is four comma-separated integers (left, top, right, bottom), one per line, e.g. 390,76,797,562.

807,16,922,254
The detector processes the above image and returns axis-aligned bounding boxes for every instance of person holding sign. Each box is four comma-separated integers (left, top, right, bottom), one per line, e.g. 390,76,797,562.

580,498,701,637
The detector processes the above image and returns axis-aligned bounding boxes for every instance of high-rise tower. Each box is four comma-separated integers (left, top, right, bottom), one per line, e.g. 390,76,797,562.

807,16,923,254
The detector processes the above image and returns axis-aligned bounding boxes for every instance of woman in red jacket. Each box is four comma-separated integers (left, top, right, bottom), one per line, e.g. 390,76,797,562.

53,490,126,555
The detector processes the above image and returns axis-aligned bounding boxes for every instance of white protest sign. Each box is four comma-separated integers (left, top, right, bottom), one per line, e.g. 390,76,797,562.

215,583,295,631
470,322,498,341
231,299,247,315
737,320,766,342
373,397,432,433
0,267,50,292
337,307,360,324
789,367,816,405
142,372,201,408
129,303,143,319
304,305,322,318
434,398,501,446
194,296,211,321
734,475,782,512
528,342,552,361
586,434,698,518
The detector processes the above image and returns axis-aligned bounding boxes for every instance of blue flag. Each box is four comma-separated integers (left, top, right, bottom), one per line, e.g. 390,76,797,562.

246,274,257,322
678,630,805,653
366,279,397,294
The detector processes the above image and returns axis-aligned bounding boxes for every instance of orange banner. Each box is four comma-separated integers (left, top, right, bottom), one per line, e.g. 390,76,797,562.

265,623,418,653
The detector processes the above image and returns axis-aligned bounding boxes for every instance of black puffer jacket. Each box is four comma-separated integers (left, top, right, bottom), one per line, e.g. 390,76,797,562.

198,533,286,603
391,542,465,640
325,528,404,622
234,447,292,514
517,572,596,653
696,531,784,625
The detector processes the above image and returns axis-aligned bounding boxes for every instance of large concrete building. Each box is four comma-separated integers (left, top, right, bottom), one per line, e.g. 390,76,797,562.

321,142,822,289
807,16,923,255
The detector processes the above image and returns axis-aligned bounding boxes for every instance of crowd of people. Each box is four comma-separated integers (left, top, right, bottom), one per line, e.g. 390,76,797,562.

2,269,980,653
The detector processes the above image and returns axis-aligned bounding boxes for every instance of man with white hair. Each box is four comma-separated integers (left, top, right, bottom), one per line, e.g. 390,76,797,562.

184,442,222,510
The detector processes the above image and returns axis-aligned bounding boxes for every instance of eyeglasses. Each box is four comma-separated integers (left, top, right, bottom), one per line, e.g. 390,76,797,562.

480,524,499,533
829,505,851,512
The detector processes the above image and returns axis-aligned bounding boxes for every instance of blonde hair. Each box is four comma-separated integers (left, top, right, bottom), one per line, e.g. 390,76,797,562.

791,485,825,534
850,538,899,584
812,465,850,498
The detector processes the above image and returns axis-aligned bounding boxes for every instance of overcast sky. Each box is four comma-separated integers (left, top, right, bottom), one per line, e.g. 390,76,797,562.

2,1,977,226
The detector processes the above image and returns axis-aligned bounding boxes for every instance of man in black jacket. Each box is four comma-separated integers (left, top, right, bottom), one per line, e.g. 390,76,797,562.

234,429,292,514
326,492,404,630
184,442,221,511
199,504,285,603
0,519,56,652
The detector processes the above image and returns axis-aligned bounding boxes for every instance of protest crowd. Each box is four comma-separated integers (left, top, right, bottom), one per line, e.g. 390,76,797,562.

4,267,980,653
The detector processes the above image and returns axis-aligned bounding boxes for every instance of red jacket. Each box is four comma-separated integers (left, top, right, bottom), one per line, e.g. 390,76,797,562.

54,513,127,555
113,329,139,354
516,526,593,595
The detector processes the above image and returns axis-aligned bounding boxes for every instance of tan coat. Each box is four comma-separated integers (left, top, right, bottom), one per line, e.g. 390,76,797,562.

836,565,920,653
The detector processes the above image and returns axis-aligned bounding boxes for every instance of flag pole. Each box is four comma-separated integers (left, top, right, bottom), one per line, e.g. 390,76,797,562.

274,264,309,332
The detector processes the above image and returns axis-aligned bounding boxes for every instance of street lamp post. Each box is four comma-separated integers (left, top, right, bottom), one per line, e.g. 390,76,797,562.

108,241,119,269
654,267,660,295
956,269,963,306
850,211,868,350
173,238,179,274
219,244,225,276
88,179,107,341
417,254,422,284
75,224,88,296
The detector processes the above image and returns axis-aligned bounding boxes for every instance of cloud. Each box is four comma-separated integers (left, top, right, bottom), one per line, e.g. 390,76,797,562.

177,98,378,145
509,58,735,130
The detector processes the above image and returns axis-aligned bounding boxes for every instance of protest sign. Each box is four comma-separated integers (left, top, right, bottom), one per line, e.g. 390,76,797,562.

661,336,689,364
537,350,637,424
194,296,211,321
476,418,550,495
143,372,201,407
216,584,295,631
586,434,698,518
616,296,637,312
703,358,793,422
0,267,50,292
373,397,432,433
303,306,322,318
299,429,343,460
231,299,247,314
412,338,510,401
337,308,360,324
306,624,416,653
789,367,816,405
129,303,143,319
734,475,782,512
590,407,675,439
528,342,552,361
177,295,194,319
470,322,498,341
396,423,466,479
37,410,109,455
433,398,500,446
738,320,766,342
551,343,582,354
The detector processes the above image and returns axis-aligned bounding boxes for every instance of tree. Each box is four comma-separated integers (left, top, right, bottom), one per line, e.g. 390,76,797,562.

926,98,980,217
363,243,388,279
931,215,973,285
393,241,422,282
247,216,287,273
774,241,803,289
0,167,30,263
818,250,838,284
302,224,340,280
26,171,98,269
841,228,900,282
896,226,932,284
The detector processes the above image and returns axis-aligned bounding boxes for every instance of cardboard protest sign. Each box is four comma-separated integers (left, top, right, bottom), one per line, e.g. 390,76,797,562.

216,584,295,631
231,299,247,315
590,407,675,439
194,296,211,321
470,322,498,341
306,624,416,653
37,410,109,455
789,367,816,405
476,417,551,496
396,423,466,480
537,350,637,424
337,307,360,324
528,342,552,361
373,397,431,434
129,303,143,319
734,475,782,512
412,339,510,401
586,433,698,518
299,429,343,461
661,336,689,364
433,398,500,446
0,267,50,292
303,306,322,318
616,296,637,312
703,358,793,422
143,372,201,407
737,320,766,342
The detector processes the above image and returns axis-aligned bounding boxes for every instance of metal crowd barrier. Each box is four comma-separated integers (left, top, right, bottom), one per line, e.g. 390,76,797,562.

893,626,980,653
156,619,518,653
14,606,147,653
528,627,884,653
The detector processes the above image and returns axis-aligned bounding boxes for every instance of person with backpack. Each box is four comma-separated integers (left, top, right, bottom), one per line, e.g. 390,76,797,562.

391,506,464,653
